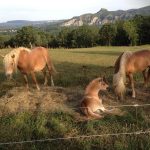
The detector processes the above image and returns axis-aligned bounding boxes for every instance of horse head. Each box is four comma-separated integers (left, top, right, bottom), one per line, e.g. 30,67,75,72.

3,54,16,79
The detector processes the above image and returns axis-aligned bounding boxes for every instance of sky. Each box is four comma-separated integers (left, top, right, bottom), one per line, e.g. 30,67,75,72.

0,0,150,23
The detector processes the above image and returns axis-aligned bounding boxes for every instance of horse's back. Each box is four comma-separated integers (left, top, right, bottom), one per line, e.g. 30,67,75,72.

31,47,48,56
133,49,150,57
30,47,49,71
127,50,150,73
18,47,49,73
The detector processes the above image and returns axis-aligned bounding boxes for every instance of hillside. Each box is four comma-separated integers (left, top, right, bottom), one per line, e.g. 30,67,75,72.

61,5,150,26
0,6,150,30
0,20,64,30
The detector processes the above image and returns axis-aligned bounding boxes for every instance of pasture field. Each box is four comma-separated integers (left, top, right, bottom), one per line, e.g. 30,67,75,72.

0,45,150,150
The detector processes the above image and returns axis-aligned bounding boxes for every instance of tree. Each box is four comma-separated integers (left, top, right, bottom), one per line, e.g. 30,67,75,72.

14,26,50,47
113,21,130,46
65,26,99,48
133,15,150,45
58,27,72,47
99,24,117,46
0,35,11,48
123,21,138,46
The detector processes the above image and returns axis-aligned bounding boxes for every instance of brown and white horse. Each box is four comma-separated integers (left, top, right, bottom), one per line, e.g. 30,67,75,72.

113,50,150,100
1,47,56,90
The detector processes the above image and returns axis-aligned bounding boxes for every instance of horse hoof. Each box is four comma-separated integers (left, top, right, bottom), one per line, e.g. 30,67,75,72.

37,87,40,91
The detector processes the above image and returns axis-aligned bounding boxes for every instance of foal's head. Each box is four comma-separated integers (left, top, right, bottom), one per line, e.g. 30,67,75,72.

91,77,109,91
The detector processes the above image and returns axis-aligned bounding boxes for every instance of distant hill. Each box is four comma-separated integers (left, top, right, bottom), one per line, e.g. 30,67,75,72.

61,6,150,26
0,6,150,30
0,20,64,30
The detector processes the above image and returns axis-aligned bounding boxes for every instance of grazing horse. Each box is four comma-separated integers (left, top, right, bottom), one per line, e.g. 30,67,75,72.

113,50,150,100
1,47,56,90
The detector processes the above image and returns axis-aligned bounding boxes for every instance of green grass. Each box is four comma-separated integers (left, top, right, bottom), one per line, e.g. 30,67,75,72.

0,45,150,150
0,110,150,150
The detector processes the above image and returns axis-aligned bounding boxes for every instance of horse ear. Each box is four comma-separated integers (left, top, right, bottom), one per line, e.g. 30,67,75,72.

11,54,15,58
99,78,103,82
103,76,108,83
0,54,5,58
103,76,106,81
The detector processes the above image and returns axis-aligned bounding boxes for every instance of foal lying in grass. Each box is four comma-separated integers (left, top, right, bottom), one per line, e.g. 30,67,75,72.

80,77,109,119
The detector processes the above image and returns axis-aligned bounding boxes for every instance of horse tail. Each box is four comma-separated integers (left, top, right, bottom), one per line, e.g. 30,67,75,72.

43,51,57,75
50,61,57,74
113,51,132,100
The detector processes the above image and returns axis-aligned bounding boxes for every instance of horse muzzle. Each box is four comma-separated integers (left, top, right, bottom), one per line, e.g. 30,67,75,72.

6,74,13,80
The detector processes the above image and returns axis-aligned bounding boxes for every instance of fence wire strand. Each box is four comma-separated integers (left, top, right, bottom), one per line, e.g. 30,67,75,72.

0,103,150,146
0,130,150,146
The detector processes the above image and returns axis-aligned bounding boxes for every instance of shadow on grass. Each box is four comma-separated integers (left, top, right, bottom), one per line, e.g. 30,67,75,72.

71,50,122,56
0,62,114,98
53,61,114,87
0,71,25,97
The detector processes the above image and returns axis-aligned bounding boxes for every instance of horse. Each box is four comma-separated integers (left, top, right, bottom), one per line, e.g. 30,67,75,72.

113,49,150,100
80,77,109,119
0,47,56,90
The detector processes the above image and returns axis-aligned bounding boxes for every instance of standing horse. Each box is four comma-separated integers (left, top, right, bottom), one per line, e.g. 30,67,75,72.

113,50,150,100
1,47,56,90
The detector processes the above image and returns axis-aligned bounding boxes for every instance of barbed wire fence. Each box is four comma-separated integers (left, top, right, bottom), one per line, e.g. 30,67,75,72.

0,130,150,146
0,103,150,146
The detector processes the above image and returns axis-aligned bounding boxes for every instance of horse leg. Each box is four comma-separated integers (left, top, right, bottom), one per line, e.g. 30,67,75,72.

50,75,54,86
128,73,136,98
142,69,147,87
147,68,150,85
126,75,130,86
46,65,54,86
42,69,48,86
23,74,29,90
30,72,40,91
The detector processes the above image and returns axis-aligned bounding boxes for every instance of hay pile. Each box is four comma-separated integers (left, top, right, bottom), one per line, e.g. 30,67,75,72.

0,86,70,116
0,85,149,117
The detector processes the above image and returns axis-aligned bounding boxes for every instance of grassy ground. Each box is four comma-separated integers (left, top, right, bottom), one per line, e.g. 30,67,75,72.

0,45,150,150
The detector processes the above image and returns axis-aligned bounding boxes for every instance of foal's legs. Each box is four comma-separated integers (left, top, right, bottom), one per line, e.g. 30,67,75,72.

31,72,40,91
23,74,29,90
128,73,136,98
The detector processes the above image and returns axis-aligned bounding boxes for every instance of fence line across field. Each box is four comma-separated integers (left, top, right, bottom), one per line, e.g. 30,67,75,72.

16,103,150,111
0,103,150,146
0,130,150,146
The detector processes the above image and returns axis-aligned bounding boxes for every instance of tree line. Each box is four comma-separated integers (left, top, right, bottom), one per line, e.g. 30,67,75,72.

0,15,149,49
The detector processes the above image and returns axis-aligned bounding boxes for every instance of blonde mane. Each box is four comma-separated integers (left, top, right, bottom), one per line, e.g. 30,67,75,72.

3,47,31,72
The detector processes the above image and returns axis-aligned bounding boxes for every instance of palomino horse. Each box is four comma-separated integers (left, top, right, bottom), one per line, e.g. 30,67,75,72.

113,50,150,100
0,47,56,90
